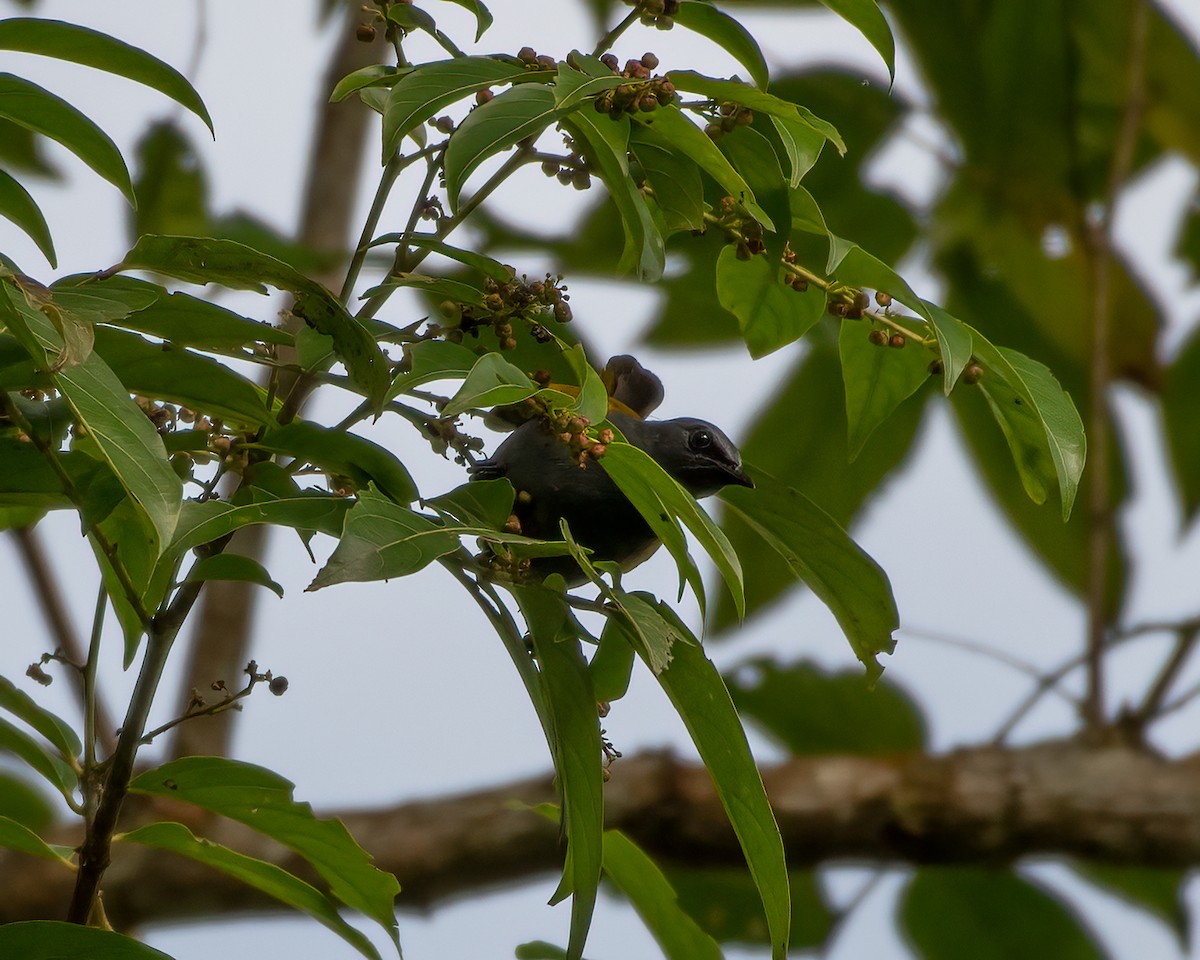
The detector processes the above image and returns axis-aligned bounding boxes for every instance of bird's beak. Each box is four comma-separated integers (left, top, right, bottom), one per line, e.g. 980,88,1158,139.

729,463,754,489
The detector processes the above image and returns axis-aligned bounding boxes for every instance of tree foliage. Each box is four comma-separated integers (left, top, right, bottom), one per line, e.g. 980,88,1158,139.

1,0,1198,958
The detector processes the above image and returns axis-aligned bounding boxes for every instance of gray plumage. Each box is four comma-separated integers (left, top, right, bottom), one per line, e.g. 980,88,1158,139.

470,357,751,584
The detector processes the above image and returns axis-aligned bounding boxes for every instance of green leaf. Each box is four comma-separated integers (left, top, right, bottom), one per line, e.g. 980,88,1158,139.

442,0,493,41
589,619,636,703
815,0,895,84
0,814,74,865
715,245,824,358
0,167,54,265
629,123,706,233
257,421,417,504
119,235,390,409
770,114,827,188
92,328,272,427
633,106,774,231
382,57,532,158
442,351,537,417
0,73,135,204
1073,864,1188,949
971,338,1086,520
923,300,974,394
721,467,898,681
6,295,182,554
839,317,935,460
673,1,769,89
622,598,790,960
79,280,292,352
901,868,1105,960
307,486,461,589
561,344,609,425
0,771,56,832
0,18,213,133
119,822,382,960
0,922,175,959
602,829,723,960
668,71,845,155
599,442,745,619
515,585,604,960
443,84,559,210
129,757,401,944
515,943,572,960
389,338,480,398
167,495,351,557
727,658,926,755
0,717,77,803
185,554,284,598
331,64,406,103
553,59,626,111
0,675,81,760
562,110,665,281
425,477,514,528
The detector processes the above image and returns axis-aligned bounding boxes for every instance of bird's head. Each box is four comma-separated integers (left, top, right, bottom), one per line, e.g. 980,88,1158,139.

634,416,754,498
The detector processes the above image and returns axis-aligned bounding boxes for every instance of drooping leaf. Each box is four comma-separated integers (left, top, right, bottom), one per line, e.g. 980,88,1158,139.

629,122,706,234
599,442,744,619
838,316,936,459
119,822,382,960
0,167,54,265
515,584,604,960
601,829,723,960
129,757,401,945
0,717,77,804
715,245,824,358
0,675,81,760
1073,864,1189,950
0,73,134,204
589,619,636,703
184,554,284,598
673,1,769,89
562,109,665,281
621,597,790,960
425,477,514,528
0,18,213,132
814,0,895,84
443,83,559,210
721,467,898,681
0,814,74,866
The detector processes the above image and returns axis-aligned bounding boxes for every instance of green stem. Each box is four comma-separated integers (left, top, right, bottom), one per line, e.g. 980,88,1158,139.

83,585,106,772
593,9,640,57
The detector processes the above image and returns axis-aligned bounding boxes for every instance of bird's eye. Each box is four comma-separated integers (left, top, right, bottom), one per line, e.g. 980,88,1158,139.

689,429,713,452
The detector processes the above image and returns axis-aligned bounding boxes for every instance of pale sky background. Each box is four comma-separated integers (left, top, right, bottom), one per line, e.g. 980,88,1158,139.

3,1,1200,958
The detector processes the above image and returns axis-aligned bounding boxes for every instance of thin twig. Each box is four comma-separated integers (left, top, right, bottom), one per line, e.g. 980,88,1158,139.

1133,626,1199,726
10,527,118,756
593,9,640,57
1078,0,1149,729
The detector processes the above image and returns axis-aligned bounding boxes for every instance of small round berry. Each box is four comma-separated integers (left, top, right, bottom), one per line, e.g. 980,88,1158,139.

875,290,893,307
641,52,660,69
868,329,888,346
268,676,289,696
963,363,984,384
888,333,906,349
517,46,537,63
356,23,376,43
475,88,494,106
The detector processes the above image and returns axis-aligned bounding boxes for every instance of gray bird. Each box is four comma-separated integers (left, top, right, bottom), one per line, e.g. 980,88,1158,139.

470,356,752,584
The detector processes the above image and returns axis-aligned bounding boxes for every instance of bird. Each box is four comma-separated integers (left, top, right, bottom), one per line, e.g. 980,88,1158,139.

469,355,752,584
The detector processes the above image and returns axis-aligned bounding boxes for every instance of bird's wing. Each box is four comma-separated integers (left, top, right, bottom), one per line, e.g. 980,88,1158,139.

603,355,664,419
467,458,507,481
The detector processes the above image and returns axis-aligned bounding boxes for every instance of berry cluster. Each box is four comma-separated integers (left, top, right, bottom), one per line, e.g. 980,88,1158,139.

627,0,681,29
827,288,871,319
591,53,676,115
516,45,557,72
704,102,754,141
441,272,572,350
540,151,594,191
712,196,766,258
